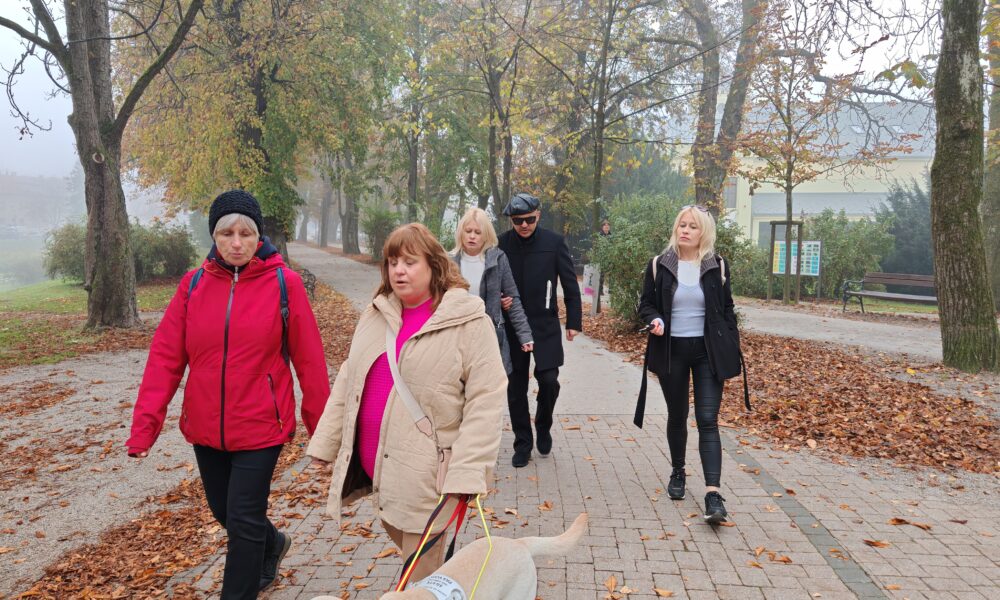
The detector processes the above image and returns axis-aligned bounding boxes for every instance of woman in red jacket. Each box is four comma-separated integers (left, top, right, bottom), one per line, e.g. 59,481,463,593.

127,190,330,599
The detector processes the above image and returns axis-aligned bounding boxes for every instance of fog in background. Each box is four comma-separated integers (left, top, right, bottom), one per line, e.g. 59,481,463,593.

0,23,196,291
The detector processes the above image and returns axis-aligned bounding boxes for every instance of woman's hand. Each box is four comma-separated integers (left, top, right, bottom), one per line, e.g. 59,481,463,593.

521,342,533,352
308,457,331,470
650,319,665,336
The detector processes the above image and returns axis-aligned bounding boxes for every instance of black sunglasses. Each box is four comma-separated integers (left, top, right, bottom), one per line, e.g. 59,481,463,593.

681,204,710,213
511,215,538,226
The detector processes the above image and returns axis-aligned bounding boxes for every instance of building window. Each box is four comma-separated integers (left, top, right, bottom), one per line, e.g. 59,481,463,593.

723,177,737,209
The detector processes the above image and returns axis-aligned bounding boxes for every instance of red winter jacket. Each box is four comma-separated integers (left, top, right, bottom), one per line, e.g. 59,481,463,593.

127,243,330,453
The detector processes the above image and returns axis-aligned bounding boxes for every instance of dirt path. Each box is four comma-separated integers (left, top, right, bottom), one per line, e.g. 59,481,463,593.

0,348,195,597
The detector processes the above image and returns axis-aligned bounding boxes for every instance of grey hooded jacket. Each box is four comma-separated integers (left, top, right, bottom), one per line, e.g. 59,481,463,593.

453,247,533,374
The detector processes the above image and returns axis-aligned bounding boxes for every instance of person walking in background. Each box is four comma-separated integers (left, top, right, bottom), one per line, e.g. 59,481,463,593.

127,190,330,598
635,204,747,524
498,192,583,468
306,223,507,582
452,207,534,374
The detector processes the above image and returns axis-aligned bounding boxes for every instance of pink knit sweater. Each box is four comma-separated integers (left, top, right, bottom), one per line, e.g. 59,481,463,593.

356,298,434,478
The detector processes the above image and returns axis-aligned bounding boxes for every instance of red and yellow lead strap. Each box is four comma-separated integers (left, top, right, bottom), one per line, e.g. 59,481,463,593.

395,494,468,591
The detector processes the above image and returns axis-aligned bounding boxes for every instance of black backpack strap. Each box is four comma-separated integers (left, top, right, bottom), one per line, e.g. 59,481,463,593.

187,268,205,298
276,267,290,366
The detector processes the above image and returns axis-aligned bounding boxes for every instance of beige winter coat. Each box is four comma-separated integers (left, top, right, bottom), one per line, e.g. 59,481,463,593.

306,288,507,532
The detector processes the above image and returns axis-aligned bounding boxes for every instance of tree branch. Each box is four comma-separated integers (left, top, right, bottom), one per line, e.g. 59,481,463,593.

0,13,60,57
111,0,205,140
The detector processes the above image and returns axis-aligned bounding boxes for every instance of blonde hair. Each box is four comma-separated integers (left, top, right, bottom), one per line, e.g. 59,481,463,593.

666,206,716,262
453,207,499,255
213,213,259,239
376,223,469,308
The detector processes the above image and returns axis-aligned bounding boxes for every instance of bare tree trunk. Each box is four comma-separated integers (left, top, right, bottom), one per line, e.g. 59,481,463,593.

319,173,333,247
986,5,1000,311
340,154,360,254
783,182,793,305
931,0,999,371
0,0,201,327
297,211,310,242
689,0,764,213
407,131,420,221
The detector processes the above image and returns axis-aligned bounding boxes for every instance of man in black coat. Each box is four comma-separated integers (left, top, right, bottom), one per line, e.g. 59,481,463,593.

498,193,583,467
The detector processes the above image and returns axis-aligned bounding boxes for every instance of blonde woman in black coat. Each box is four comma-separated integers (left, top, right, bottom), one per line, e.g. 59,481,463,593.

636,205,746,524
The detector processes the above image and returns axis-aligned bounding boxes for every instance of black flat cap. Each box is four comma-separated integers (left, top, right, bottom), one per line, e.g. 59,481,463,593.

502,192,540,216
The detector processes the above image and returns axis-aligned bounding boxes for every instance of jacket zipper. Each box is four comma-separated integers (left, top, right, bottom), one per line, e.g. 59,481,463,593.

219,266,239,450
267,374,283,430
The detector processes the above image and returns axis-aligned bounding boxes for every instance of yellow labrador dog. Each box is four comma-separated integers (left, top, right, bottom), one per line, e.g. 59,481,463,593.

313,513,587,600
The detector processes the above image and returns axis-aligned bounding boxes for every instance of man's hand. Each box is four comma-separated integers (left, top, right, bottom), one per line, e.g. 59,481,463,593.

566,329,578,341
521,342,534,352
500,294,513,311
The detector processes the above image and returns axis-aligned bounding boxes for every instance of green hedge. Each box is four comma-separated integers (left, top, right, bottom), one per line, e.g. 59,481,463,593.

44,220,198,284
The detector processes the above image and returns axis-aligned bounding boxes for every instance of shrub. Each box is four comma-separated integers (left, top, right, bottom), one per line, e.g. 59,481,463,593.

876,177,933,275
43,222,87,282
715,218,765,298
131,221,199,283
591,195,686,323
360,204,401,260
43,220,197,285
804,209,895,299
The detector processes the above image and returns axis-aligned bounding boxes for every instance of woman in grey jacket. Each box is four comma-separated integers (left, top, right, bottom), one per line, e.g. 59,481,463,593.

452,207,533,373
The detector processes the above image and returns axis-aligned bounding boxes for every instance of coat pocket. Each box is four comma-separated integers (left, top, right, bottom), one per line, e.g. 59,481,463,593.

436,447,452,494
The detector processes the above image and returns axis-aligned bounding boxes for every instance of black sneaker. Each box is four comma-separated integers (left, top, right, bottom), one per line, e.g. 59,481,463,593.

704,492,728,524
667,467,686,500
536,430,552,456
259,531,292,591
512,451,531,468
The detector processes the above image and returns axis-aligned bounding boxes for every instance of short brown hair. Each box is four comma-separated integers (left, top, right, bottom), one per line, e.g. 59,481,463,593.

376,223,469,307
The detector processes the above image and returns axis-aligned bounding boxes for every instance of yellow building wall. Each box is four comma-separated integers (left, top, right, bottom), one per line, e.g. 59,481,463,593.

729,156,932,243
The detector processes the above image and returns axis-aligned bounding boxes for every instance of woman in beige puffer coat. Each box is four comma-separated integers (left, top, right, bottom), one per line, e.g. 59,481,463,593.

307,223,507,581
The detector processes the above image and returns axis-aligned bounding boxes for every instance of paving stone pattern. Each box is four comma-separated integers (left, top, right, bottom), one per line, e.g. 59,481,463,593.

166,243,999,600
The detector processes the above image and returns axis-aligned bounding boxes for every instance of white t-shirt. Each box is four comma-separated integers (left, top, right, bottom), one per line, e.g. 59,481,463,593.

460,252,486,296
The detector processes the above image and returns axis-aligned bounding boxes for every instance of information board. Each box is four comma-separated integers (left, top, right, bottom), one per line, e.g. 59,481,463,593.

772,241,821,276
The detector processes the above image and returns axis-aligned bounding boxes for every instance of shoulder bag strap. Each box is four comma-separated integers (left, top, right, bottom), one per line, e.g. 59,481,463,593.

385,327,434,437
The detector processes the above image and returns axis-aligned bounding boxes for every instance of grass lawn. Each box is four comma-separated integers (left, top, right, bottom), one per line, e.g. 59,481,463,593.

0,278,177,368
0,279,176,314
842,296,939,315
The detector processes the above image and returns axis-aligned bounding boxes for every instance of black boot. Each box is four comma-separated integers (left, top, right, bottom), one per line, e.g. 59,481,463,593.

259,531,292,591
536,429,552,456
667,467,686,500
512,451,531,468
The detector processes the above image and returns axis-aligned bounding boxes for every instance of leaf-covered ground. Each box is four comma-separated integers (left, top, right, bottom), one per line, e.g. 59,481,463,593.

11,283,357,599
582,309,1000,475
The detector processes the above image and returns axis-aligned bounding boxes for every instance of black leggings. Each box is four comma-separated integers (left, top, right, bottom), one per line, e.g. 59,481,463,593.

658,336,723,487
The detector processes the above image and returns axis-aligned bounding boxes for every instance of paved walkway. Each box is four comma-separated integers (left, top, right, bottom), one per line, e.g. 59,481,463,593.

170,243,999,600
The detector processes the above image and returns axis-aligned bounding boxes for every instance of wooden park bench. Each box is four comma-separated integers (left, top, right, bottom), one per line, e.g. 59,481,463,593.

841,272,937,313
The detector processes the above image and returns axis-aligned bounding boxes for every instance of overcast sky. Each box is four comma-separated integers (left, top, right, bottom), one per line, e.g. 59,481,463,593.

0,0,934,180
0,10,76,179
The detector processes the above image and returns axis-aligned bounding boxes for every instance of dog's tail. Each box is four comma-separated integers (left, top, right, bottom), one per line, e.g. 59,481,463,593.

518,513,588,558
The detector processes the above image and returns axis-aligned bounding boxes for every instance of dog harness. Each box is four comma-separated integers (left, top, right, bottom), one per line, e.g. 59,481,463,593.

413,574,467,600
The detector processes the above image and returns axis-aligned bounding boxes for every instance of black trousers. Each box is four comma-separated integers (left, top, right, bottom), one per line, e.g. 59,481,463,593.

193,444,283,600
507,347,560,455
658,336,723,487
